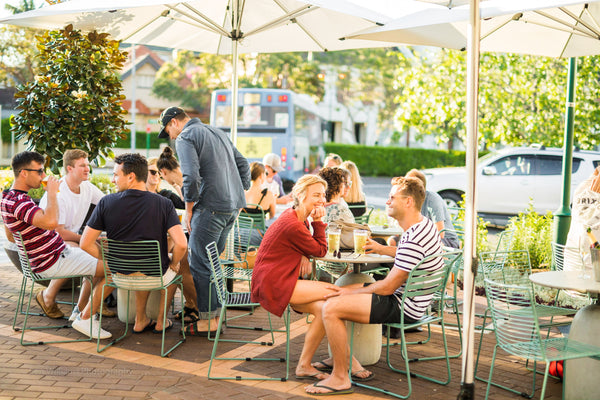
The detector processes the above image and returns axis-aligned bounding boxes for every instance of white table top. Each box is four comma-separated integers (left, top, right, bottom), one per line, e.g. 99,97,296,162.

314,251,394,264
368,225,403,237
529,270,600,294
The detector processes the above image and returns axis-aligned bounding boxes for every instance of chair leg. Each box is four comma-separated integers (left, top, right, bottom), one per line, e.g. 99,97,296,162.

159,283,186,357
18,276,93,346
97,284,129,353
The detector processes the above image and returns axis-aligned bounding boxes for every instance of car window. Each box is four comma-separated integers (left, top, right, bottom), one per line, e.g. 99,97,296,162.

593,160,600,169
535,155,582,175
488,155,534,176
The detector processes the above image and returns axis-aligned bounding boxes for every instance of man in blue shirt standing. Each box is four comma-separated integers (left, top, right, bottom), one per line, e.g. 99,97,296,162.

158,107,250,334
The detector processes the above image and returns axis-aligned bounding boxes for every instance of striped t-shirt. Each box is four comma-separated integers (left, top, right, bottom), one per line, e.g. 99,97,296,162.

392,217,443,320
1,189,66,273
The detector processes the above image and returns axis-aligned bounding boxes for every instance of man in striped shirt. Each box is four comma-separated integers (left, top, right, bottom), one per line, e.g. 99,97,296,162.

305,176,444,396
1,151,111,339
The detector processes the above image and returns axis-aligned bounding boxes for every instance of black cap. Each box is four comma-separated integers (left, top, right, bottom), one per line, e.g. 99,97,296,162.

158,106,185,139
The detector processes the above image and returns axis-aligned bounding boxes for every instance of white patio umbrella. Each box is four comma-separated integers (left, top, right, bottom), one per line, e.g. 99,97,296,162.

347,0,600,397
0,0,435,144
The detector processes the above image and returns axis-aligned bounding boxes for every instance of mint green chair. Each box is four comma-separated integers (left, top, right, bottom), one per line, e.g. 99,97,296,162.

483,278,600,399
97,239,185,357
12,232,93,346
206,241,290,381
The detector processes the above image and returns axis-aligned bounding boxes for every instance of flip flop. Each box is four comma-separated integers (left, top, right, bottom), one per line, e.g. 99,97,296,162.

351,369,375,382
133,320,156,334
307,382,354,396
152,319,173,334
311,360,333,372
294,371,329,380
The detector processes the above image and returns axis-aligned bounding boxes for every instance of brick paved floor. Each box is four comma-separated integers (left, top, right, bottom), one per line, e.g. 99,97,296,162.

0,260,564,399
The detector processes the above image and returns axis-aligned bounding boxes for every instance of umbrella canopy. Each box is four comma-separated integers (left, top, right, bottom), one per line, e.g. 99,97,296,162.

347,0,600,58
0,0,410,144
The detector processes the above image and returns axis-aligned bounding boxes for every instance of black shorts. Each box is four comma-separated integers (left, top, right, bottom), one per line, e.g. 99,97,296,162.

365,283,418,325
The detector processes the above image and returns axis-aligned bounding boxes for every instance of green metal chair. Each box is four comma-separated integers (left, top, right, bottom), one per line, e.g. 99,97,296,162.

240,203,267,232
349,204,374,224
12,232,93,346
349,250,462,399
550,242,593,305
220,215,255,283
206,241,290,381
475,249,576,383
483,277,600,400
97,239,185,357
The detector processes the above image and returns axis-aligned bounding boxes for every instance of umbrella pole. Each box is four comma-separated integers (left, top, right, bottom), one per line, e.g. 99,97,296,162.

231,38,239,146
553,57,577,245
458,0,480,398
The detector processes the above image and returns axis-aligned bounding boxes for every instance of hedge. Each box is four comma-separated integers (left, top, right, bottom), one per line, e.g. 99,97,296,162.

323,143,476,177
114,130,169,149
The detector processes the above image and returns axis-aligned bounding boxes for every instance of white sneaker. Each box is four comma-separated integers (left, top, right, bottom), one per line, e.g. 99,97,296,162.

72,315,112,339
68,306,80,322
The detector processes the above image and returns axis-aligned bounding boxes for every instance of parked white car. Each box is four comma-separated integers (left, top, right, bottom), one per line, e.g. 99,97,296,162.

423,147,600,224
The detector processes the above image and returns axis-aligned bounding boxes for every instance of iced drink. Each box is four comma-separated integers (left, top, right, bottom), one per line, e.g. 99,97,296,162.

354,229,368,255
327,227,341,255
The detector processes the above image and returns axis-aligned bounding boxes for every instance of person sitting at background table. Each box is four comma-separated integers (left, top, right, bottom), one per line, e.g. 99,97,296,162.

251,174,372,383
149,152,199,323
305,176,443,395
242,162,277,246
324,153,343,168
318,167,354,225
388,169,460,250
262,153,292,205
341,160,366,218
156,146,184,202
566,166,600,269
146,157,184,209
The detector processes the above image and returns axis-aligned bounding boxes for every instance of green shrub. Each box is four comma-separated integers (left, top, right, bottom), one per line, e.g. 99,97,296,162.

1,118,11,143
114,130,169,149
507,201,553,269
89,173,116,194
323,143,484,177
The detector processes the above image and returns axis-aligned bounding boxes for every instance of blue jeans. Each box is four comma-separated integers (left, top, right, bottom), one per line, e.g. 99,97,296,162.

188,207,238,320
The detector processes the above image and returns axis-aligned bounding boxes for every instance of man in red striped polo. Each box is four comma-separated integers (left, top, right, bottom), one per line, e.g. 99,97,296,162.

1,151,111,339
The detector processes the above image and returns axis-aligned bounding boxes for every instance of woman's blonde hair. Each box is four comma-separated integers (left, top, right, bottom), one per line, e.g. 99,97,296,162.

147,157,158,167
340,160,365,203
292,174,327,208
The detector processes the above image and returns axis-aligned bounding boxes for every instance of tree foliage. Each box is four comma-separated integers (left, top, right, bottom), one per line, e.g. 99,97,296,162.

0,0,39,86
152,51,323,111
12,24,129,172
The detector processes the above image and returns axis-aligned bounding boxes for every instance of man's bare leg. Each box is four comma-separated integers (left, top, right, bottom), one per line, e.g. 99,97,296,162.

155,285,177,331
305,293,372,395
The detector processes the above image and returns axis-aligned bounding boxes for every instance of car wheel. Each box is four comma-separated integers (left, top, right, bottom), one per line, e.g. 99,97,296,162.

440,191,463,209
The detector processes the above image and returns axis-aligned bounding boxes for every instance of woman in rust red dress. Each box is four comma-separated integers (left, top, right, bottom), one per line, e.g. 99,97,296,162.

252,174,371,382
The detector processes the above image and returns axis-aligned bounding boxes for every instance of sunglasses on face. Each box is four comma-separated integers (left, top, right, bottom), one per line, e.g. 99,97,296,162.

22,168,44,175
149,170,159,176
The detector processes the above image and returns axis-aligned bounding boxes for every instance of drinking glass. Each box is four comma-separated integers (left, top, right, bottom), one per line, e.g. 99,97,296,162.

327,227,341,255
354,229,368,255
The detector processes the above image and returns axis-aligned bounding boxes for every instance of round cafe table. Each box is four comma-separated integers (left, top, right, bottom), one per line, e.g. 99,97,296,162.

314,251,394,365
529,271,600,400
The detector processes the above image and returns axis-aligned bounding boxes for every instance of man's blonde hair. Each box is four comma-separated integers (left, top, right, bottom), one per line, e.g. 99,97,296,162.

292,174,327,208
63,149,88,168
391,176,425,210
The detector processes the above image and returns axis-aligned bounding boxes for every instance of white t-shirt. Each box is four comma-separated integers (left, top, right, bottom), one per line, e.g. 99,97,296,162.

566,177,600,270
39,179,104,233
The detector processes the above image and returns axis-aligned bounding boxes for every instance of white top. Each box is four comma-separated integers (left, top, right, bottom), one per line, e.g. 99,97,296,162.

39,179,104,233
529,271,600,294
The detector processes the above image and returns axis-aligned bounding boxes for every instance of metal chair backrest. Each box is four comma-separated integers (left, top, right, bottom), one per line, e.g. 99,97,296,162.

99,239,164,288
240,203,267,231
222,216,254,264
483,278,541,359
13,232,42,281
551,242,583,272
399,251,461,316
206,241,227,305
349,205,374,224
479,249,531,285
494,228,515,254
